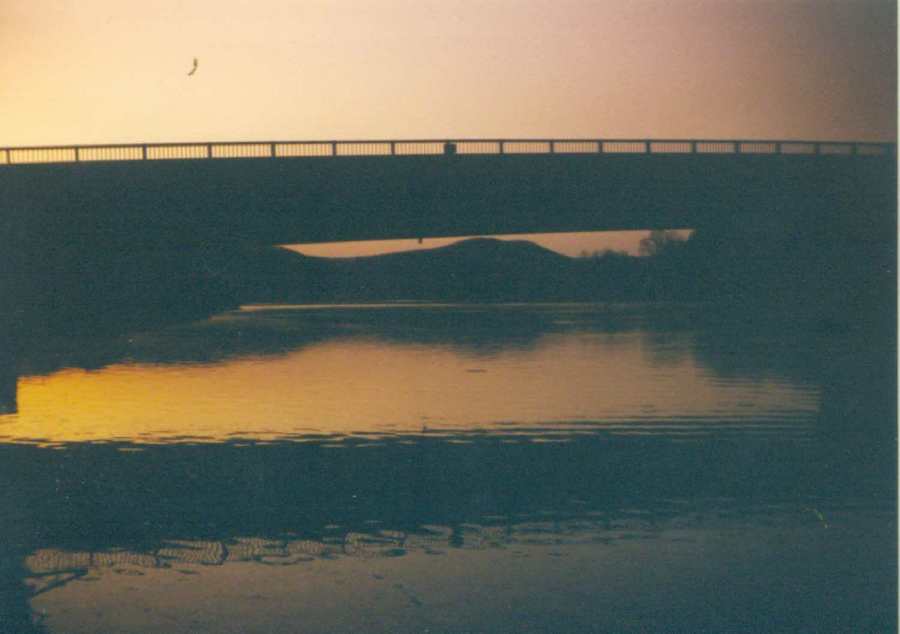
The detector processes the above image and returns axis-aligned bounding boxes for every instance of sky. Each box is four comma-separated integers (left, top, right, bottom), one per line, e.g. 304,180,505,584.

1,0,895,256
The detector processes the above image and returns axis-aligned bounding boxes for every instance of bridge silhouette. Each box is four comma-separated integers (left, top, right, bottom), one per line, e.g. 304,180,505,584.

0,137,895,249
0,136,895,334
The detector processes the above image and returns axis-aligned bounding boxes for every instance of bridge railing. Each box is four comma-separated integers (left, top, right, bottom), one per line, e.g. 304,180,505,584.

0,138,894,166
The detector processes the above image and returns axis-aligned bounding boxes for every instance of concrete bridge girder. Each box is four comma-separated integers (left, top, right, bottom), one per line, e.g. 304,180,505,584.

0,153,894,251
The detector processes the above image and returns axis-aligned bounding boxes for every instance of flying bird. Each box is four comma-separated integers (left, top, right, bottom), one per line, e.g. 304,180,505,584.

187,58,198,76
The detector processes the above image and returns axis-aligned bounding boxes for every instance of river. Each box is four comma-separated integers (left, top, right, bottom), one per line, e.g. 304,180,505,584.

0,302,895,632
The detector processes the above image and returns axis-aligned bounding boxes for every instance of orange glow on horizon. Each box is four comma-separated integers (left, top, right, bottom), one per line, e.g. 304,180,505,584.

285,231,683,259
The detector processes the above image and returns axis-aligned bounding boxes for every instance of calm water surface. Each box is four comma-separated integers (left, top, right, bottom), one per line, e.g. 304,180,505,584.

0,303,895,632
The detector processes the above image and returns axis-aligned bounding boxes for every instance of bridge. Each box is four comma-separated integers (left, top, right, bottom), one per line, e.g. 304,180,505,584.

0,137,895,250
0,136,895,333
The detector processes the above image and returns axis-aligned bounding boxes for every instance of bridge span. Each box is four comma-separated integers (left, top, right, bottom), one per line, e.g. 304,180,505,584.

0,138,895,250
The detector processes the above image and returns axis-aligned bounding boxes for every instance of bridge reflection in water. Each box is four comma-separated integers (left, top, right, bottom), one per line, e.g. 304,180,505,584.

7,430,896,633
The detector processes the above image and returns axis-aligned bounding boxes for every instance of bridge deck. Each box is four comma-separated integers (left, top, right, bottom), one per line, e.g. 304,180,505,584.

0,137,894,255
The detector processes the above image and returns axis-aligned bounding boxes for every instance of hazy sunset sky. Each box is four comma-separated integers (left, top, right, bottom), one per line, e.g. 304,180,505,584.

2,0,895,256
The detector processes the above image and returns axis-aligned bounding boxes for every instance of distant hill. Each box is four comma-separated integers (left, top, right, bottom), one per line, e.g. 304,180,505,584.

221,238,608,303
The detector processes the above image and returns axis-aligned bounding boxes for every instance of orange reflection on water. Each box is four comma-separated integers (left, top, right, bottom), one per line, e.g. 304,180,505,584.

0,315,818,445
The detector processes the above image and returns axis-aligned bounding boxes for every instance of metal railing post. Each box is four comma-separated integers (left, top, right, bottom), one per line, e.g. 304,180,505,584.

690,141,697,154
74,147,80,162
331,142,338,156
597,140,604,153
498,140,504,155
142,145,147,160
549,141,555,154
270,142,276,158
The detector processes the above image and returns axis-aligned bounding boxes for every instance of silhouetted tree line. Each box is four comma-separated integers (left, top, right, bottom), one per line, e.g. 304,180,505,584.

581,225,892,316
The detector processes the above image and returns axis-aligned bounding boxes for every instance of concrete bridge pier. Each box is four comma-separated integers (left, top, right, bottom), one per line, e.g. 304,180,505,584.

0,207,28,339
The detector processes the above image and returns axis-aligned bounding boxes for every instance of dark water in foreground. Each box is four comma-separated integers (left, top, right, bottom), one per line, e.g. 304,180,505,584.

0,303,895,632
